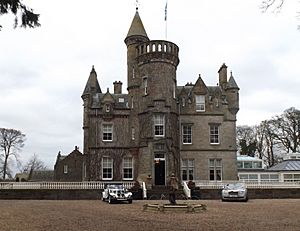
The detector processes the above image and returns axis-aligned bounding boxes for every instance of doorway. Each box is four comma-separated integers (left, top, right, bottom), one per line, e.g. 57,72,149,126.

154,158,165,185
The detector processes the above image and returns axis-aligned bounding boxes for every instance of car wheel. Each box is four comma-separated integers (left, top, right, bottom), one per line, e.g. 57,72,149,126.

102,196,105,201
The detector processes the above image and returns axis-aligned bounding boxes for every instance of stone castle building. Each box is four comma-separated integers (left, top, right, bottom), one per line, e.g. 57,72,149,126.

55,9,239,184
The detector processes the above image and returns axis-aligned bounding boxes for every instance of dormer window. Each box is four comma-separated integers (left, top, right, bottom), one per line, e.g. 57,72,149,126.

195,95,205,112
105,104,110,112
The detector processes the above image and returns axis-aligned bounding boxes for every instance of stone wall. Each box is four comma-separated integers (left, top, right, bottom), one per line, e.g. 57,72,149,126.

1,188,300,200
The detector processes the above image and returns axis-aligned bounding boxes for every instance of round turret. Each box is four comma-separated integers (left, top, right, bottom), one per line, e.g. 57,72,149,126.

136,40,179,67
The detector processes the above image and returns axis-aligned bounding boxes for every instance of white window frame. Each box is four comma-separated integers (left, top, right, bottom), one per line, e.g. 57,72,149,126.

102,124,113,142
154,114,165,137
63,165,68,174
195,95,205,112
210,124,220,144
102,157,113,180
182,124,192,144
209,159,222,181
181,159,194,181
123,157,133,180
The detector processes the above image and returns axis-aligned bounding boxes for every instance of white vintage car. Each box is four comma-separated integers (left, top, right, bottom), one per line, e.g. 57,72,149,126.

102,184,133,204
221,183,248,202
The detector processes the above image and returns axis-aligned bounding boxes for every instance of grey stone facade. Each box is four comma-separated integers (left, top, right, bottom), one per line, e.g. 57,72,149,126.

80,10,239,185
54,147,85,182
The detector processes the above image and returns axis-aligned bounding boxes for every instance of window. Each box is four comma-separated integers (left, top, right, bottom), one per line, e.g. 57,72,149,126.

105,104,110,112
173,81,176,99
182,97,185,107
209,159,222,181
102,157,113,180
123,157,133,180
182,125,192,144
154,114,165,137
63,165,68,174
131,127,135,140
118,98,124,103
131,96,134,109
132,67,135,78
243,161,252,169
253,161,262,169
195,95,205,112
143,77,148,95
237,161,243,169
283,174,300,182
260,174,279,182
210,125,219,144
181,159,194,181
239,174,258,182
102,124,113,141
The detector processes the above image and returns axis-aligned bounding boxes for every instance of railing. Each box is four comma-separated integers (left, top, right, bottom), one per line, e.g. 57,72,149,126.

142,182,147,199
182,181,191,199
194,180,300,189
0,181,135,190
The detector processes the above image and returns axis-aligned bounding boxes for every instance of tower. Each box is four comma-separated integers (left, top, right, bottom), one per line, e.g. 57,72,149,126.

125,9,180,185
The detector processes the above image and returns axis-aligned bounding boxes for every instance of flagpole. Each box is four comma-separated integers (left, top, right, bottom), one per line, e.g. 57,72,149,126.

165,0,168,40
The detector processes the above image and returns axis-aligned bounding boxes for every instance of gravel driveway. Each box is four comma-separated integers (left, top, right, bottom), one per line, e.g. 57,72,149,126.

0,199,299,231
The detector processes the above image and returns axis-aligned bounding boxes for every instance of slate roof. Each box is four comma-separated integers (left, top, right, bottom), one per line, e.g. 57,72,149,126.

92,93,129,109
268,160,300,171
82,66,102,96
126,10,148,39
227,75,239,89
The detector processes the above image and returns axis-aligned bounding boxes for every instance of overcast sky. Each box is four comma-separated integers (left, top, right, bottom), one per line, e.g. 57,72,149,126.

0,0,299,170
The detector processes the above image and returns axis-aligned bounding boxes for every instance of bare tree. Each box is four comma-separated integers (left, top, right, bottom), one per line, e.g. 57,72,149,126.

22,153,46,180
261,0,286,13
0,128,25,179
260,0,300,29
259,120,278,167
236,125,257,157
271,107,300,153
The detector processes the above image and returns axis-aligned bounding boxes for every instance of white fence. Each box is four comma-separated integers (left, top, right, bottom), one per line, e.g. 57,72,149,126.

193,180,300,189
1,180,300,191
0,181,135,190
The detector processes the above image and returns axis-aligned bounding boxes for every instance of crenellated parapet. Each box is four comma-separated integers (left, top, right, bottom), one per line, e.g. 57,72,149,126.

136,40,179,67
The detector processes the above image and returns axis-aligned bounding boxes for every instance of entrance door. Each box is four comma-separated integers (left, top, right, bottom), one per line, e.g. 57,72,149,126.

154,159,165,185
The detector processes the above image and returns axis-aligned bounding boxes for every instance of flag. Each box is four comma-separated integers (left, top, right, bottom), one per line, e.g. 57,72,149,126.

164,1,168,21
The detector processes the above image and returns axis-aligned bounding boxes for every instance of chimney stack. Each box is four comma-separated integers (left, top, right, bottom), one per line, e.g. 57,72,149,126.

218,63,227,89
113,81,122,94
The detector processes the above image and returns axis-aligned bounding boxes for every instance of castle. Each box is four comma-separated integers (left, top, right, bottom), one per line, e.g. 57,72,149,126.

55,9,239,184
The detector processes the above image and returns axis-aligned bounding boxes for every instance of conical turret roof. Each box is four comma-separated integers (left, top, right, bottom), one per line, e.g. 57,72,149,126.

227,72,239,90
126,10,148,39
82,66,102,97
